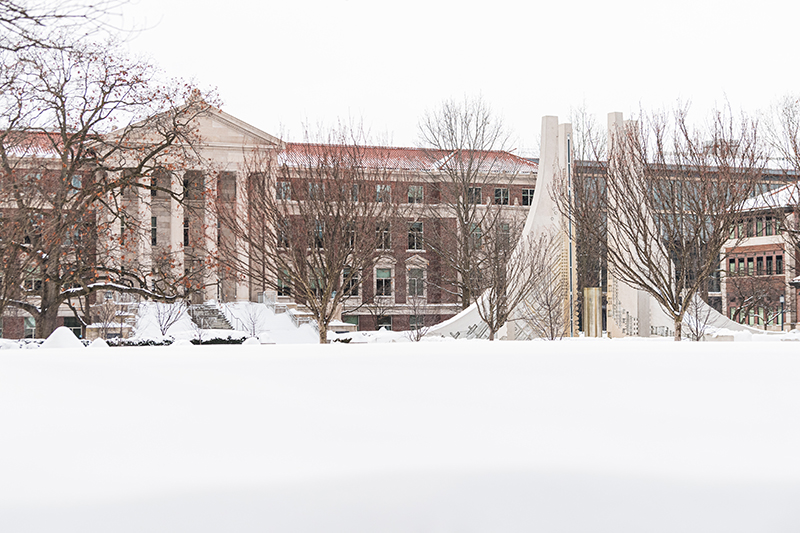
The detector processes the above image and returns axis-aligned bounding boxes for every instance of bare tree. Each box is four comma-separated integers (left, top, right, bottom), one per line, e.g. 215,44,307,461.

417,96,522,310
91,296,119,340
216,127,403,344
404,293,433,341
238,302,266,337
561,107,765,340
470,217,544,340
0,0,126,51
153,300,187,336
725,269,785,329
521,231,569,340
0,35,215,337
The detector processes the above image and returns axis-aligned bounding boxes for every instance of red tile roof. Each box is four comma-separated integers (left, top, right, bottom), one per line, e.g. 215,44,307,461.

280,143,537,175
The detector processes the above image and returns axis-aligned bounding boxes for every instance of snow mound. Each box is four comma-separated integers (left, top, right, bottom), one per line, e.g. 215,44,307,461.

88,338,110,349
242,337,260,346
257,332,274,344
171,339,193,347
0,339,20,350
39,326,84,350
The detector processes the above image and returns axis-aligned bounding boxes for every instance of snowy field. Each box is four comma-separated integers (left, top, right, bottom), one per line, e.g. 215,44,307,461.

2,339,800,532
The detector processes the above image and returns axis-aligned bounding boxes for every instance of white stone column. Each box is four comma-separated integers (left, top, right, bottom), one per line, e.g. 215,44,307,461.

169,171,185,285
136,184,153,286
235,169,250,301
100,184,122,273
203,173,219,302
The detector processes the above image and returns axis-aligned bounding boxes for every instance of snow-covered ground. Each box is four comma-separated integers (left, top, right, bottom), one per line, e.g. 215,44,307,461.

1,338,799,532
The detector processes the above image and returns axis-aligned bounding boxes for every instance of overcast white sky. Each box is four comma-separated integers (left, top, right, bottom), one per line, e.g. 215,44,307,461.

119,0,799,156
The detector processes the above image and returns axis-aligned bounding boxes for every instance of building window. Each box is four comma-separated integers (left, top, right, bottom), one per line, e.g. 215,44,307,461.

151,216,157,246
376,268,392,296
277,181,291,200
522,188,535,206
313,220,324,249
747,257,754,276
756,256,764,275
408,185,423,204
467,187,482,204
766,256,773,275
469,223,482,249
277,219,290,248
377,316,392,331
498,223,511,249
277,269,291,296
342,315,359,328
308,182,324,200
310,269,325,298
24,317,35,339
408,222,423,250
183,218,189,246
776,255,783,275
351,183,360,202
64,317,82,338
377,223,391,250
728,258,736,274
343,267,359,297
410,315,424,330
765,217,774,236
494,188,509,205
408,268,424,297
376,184,391,202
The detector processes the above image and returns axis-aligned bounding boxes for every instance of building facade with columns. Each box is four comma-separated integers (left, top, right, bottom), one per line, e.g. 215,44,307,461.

1,108,537,337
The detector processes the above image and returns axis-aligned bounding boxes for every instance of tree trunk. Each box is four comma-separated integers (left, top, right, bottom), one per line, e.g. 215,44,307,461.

318,321,328,344
488,328,495,341
36,280,63,338
461,285,471,310
673,318,682,341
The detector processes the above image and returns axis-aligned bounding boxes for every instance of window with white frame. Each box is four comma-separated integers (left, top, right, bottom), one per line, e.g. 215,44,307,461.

277,269,291,296
376,268,392,296
277,181,291,200
376,184,391,202
151,216,157,246
467,187,482,204
277,219,290,248
408,185,423,204
469,223,482,249
522,188,535,206
376,223,391,250
377,316,392,331
343,267,359,296
308,182,324,200
408,268,424,297
494,188,509,205
410,315,424,330
24,317,35,339
408,222,423,250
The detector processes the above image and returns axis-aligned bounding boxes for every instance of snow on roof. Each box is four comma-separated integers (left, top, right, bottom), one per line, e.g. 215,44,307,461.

279,143,538,175
741,181,800,211
2,131,62,159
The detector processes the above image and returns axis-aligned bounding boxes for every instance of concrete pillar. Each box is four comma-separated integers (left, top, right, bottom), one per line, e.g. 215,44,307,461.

558,122,578,337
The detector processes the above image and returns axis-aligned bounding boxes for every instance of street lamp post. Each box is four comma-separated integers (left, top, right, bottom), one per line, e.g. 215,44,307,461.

780,294,785,331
